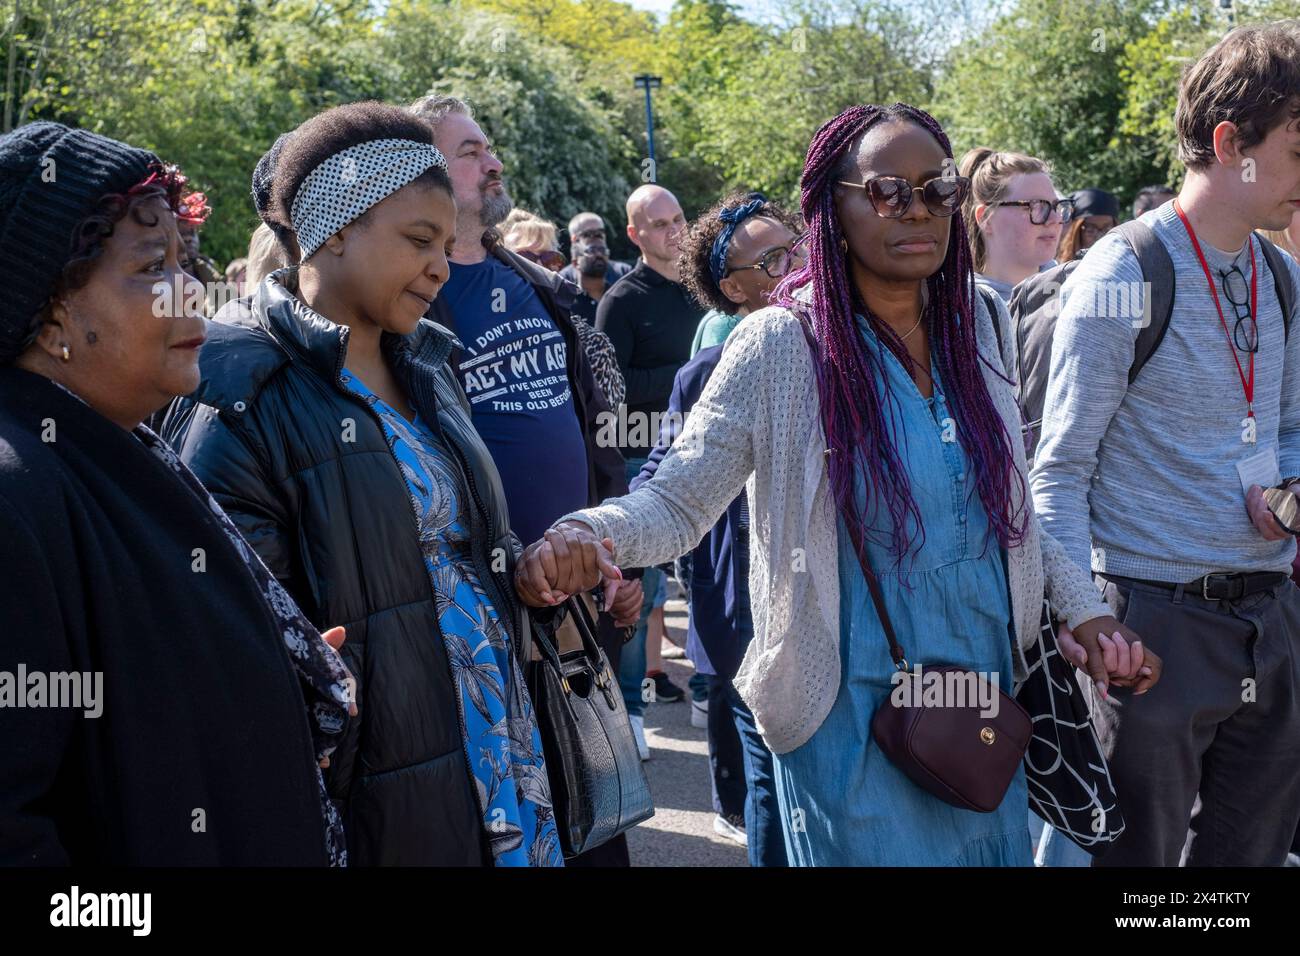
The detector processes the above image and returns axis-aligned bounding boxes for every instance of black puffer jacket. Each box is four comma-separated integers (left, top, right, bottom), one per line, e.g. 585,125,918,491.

161,271,529,866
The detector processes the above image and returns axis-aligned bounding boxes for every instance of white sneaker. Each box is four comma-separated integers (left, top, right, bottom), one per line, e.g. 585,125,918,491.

713,813,748,846
690,698,708,728
629,714,650,761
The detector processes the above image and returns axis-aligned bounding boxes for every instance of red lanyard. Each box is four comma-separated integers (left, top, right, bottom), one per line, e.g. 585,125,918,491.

1174,199,1258,420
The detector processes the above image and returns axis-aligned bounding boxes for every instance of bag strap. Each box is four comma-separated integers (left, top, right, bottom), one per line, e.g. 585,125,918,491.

976,285,1008,375
530,594,617,692
1112,219,1175,386
839,516,909,669
1256,233,1295,341
792,302,909,669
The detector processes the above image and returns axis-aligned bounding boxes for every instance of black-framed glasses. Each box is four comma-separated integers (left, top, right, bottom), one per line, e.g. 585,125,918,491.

573,227,605,243
990,198,1074,225
1221,264,1258,353
837,175,969,219
725,235,809,279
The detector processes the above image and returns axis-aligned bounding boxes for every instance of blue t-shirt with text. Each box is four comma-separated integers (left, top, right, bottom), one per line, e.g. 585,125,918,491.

441,257,588,543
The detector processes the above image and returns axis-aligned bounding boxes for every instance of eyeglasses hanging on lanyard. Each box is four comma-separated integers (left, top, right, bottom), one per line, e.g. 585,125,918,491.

1174,199,1258,437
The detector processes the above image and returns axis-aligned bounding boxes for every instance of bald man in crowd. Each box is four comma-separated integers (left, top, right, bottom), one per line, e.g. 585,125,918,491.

596,185,700,461
595,184,701,736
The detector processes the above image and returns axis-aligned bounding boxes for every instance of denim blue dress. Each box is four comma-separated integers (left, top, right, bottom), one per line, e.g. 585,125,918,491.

339,368,563,867
772,321,1032,867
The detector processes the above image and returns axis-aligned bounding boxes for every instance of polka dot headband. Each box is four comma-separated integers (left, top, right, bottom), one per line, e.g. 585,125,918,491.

289,138,447,259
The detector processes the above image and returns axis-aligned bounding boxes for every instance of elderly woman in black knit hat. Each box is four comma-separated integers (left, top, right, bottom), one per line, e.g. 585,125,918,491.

0,122,354,866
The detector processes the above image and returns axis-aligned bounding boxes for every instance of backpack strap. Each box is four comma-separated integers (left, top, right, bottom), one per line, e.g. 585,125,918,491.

976,284,1005,362
1256,233,1296,342
1112,219,1175,386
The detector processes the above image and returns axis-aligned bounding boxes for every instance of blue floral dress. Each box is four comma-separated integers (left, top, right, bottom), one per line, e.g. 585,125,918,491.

339,368,563,867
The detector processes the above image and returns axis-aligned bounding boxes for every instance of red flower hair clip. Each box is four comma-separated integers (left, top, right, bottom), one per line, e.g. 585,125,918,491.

177,190,211,224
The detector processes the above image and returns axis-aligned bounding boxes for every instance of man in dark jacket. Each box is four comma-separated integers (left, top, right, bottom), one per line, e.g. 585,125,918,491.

409,93,643,865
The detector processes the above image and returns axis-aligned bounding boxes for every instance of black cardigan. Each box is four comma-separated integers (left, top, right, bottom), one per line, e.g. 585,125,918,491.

0,367,333,865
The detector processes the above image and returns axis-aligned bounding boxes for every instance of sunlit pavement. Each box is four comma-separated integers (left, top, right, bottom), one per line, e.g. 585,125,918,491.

624,597,748,867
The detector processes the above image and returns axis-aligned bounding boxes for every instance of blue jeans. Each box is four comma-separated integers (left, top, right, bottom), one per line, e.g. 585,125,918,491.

708,675,787,867
619,456,663,718
688,672,709,702
618,581,655,718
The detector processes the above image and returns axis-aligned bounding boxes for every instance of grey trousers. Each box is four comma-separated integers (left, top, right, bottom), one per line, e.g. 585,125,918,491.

1091,574,1300,867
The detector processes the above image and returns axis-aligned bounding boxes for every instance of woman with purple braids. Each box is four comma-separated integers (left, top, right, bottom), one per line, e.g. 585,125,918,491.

516,104,1160,865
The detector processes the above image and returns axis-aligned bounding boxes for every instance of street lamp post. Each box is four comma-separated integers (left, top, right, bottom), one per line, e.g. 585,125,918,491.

633,74,662,180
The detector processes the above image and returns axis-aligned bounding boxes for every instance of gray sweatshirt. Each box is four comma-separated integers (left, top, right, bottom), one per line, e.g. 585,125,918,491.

1030,201,1300,582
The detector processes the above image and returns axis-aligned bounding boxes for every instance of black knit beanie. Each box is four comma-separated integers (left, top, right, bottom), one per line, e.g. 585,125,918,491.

0,121,158,364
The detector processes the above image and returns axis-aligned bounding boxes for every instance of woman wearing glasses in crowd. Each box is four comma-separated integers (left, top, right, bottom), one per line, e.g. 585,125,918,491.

515,103,1159,866
501,209,567,272
633,191,803,865
688,191,805,355
1056,187,1120,263
959,147,1072,305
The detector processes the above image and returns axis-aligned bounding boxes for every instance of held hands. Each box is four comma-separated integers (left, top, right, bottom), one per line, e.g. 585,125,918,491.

1057,616,1161,699
515,522,624,611
606,578,644,628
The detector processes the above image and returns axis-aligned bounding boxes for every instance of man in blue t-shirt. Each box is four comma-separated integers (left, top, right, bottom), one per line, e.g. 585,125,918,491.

438,257,589,544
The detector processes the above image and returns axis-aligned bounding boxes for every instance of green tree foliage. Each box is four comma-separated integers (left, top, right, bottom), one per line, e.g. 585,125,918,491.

377,0,635,248
933,0,1172,205
1118,0,1300,190
687,0,939,212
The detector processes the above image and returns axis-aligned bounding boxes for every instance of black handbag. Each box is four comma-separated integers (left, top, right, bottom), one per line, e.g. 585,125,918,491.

1013,599,1125,855
526,594,654,857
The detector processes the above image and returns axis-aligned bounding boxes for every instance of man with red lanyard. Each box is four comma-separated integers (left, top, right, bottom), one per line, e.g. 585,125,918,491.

1030,22,1300,866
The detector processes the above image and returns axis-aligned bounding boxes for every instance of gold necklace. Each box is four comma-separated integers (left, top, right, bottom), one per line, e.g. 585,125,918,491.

898,311,925,341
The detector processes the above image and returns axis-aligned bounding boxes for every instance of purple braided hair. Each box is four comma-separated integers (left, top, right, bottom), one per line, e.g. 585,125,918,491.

773,103,1028,568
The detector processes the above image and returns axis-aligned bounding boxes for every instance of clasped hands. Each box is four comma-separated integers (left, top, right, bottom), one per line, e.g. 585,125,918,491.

1059,479,1300,699
514,521,644,627
1057,616,1161,698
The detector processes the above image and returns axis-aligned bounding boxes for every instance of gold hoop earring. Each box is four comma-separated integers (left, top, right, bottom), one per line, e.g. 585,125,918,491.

61,344,70,363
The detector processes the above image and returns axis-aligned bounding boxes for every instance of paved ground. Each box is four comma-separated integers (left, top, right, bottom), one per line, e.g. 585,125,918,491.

624,597,748,867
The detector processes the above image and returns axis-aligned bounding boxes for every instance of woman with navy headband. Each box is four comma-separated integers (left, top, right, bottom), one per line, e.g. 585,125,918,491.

163,102,563,866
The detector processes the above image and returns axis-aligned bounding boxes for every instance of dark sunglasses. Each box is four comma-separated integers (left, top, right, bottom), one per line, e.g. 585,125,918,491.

837,175,970,219
518,249,566,271
725,235,809,280
990,198,1074,225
